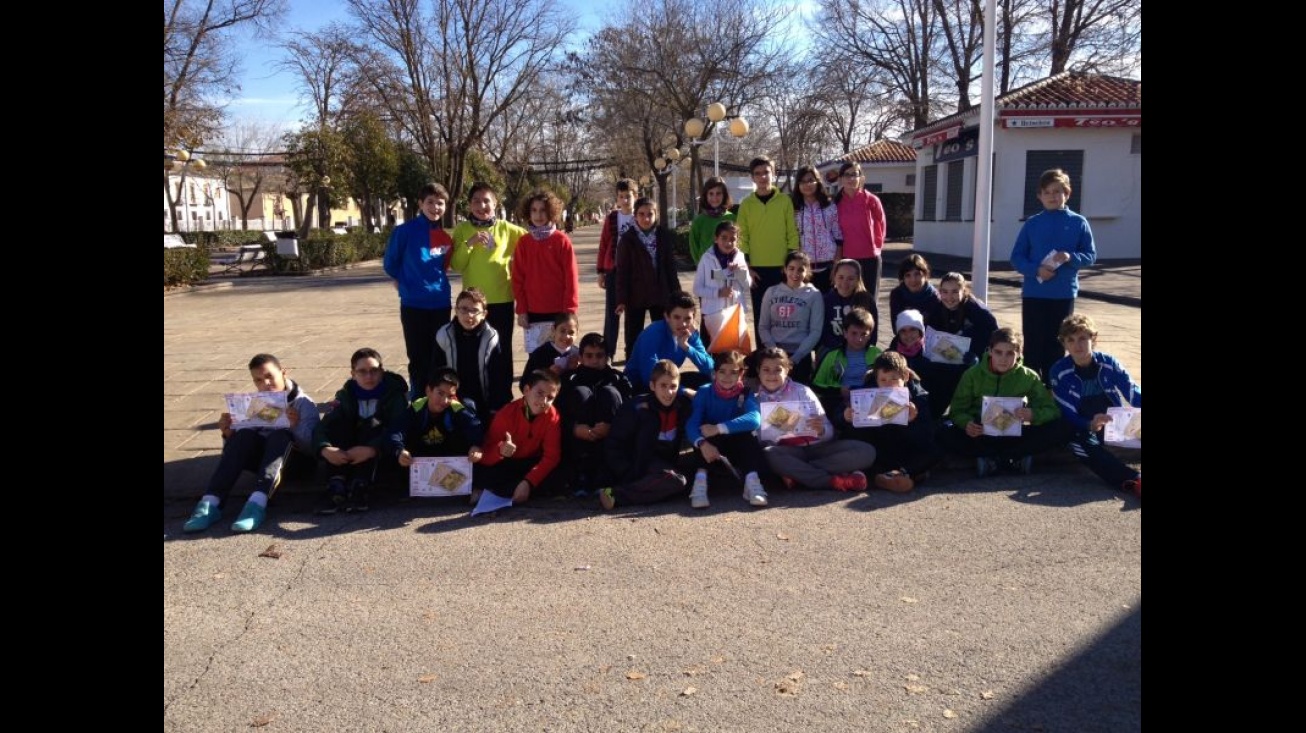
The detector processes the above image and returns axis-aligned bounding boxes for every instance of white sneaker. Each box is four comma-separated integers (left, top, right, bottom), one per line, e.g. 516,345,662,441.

743,475,768,507
690,473,710,509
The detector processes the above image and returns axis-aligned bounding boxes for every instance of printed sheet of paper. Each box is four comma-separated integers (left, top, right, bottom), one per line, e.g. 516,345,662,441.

981,396,1025,437
524,322,553,354
1035,251,1064,283
849,387,910,427
708,266,750,290
924,327,970,365
1104,407,1141,448
409,457,474,497
759,400,818,443
224,391,290,430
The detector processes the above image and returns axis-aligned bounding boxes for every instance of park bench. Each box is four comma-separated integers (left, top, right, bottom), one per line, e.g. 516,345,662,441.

211,241,269,276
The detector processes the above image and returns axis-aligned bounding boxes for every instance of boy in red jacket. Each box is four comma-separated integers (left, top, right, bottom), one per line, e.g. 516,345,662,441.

476,369,564,504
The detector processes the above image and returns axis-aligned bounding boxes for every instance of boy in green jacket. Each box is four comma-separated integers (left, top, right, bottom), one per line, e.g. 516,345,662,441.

939,328,1071,477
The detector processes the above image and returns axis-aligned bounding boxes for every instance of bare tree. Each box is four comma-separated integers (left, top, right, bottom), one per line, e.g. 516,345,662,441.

806,58,903,153
347,0,574,222
1044,0,1140,75
164,0,286,232
932,0,984,111
278,22,367,127
210,119,286,230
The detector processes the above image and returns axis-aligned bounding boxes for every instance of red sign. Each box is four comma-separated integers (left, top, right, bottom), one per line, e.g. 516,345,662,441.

1005,115,1141,129
911,126,961,149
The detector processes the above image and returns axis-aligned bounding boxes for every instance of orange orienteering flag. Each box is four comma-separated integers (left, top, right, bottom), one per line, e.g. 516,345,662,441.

707,303,753,355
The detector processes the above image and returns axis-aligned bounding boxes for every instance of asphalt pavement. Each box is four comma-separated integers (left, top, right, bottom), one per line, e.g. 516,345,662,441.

164,224,1141,732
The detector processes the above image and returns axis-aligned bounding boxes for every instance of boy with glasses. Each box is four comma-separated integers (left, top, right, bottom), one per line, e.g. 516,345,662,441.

434,288,513,419
737,156,799,346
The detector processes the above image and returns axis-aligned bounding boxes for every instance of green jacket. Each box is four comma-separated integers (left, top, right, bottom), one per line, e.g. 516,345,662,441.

449,219,527,304
812,345,883,390
948,354,1059,427
313,371,411,453
737,191,798,267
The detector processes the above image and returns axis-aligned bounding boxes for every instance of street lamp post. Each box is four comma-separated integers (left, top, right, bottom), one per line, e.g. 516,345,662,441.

653,147,684,227
165,147,207,233
683,102,749,215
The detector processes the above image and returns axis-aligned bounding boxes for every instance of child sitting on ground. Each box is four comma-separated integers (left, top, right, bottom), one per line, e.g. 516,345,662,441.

313,348,410,514
520,312,581,392
686,351,767,508
813,306,883,430
477,369,564,504
560,333,634,495
754,347,877,492
184,353,320,534
393,368,485,477
939,328,1070,477
598,360,696,510
843,351,944,493
888,253,941,330
1049,314,1142,499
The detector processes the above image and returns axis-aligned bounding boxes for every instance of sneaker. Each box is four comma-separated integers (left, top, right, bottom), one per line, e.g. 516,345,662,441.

346,480,370,513
976,457,999,478
1123,476,1141,499
1016,455,1034,475
316,479,348,515
830,471,869,492
690,473,710,509
183,500,221,533
781,476,797,490
230,501,266,533
874,470,915,494
743,474,768,507
597,487,616,511
469,488,483,506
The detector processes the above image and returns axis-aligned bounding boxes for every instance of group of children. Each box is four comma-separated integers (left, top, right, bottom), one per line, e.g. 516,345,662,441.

183,167,1139,534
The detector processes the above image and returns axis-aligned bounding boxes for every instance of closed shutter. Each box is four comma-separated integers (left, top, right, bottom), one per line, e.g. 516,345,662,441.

920,165,938,221
1022,151,1084,217
945,162,964,221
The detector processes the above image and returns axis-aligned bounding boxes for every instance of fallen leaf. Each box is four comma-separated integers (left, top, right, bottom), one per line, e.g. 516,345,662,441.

599,665,612,673
943,709,958,719
628,654,637,660
901,720,920,728
777,532,790,541
711,656,725,664
250,712,277,727
682,669,699,677
905,674,920,681
212,573,226,579
787,670,805,681
821,644,837,653
626,670,647,680
258,545,282,559
833,681,849,690
980,691,995,700
905,684,929,694
418,674,438,683
774,680,800,696
574,565,592,571
900,596,918,604
853,670,872,677
681,686,697,696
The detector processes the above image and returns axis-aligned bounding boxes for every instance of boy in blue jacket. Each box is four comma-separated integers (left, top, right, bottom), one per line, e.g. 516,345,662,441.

1010,169,1096,381
383,183,454,399
1049,314,1142,499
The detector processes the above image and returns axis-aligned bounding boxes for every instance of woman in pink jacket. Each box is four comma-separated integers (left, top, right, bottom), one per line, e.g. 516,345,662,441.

833,162,886,347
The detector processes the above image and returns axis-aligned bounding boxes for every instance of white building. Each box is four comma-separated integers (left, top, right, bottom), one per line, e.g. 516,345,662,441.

817,139,918,195
907,72,1141,260
164,173,233,232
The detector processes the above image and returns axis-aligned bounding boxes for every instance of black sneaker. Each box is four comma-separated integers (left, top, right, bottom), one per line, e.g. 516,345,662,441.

345,480,370,513
316,487,348,515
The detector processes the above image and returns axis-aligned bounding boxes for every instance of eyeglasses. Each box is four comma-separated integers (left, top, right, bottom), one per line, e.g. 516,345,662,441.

457,307,484,316
354,367,382,376
842,172,862,179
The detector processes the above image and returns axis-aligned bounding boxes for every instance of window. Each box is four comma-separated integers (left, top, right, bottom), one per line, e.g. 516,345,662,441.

1023,150,1084,218
920,165,938,221
864,183,883,193
1131,134,1141,155
905,174,916,186
945,162,964,221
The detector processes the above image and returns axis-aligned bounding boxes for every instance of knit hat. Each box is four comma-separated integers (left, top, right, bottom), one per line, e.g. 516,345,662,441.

896,309,926,335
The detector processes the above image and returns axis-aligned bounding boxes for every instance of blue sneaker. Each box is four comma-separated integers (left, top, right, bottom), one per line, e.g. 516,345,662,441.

183,500,221,533
230,502,266,533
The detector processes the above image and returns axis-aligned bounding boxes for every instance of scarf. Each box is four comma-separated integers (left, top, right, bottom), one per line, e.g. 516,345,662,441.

713,380,745,400
712,245,732,270
468,214,496,227
637,226,658,262
529,223,556,241
703,205,726,217
897,339,923,358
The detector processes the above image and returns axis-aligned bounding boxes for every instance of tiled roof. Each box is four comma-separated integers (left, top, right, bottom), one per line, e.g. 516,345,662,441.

826,139,917,165
910,71,1142,136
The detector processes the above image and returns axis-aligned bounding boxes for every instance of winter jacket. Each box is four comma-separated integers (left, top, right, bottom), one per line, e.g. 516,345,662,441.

615,225,679,311
692,246,751,317
434,321,512,414
313,371,410,453
604,392,694,483
948,353,1059,428
624,320,714,391
1049,351,1142,432
479,397,562,489
737,191,799,267
390,397,484,458
449,219,527,304
686,387,761,447
382,214,453,310
1010,207,1096,299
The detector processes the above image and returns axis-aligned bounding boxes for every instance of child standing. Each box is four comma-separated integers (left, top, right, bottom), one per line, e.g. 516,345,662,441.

688,177,735,265
692,220,751,347
686,351,767,508
833,162,887,345
184,353,320,534
737,156,799,345
313,348,410,514
758,251,825,384
393,368,485,468
939,328,1071,477
450,182,527,376
888,253,940,330
1009,168,1097,381
1049,314,1142,498
477,369,564,504
818,259,875,358
754,347,876,491
844,351,944,493
434,288,513,418
791,165,843,293
511,189,579,352
598,360,696,510
383,183,454,399
615,197,681,360
520,312,581,393
597,179,637,360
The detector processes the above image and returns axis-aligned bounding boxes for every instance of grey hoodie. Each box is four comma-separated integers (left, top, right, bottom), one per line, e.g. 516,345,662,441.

759,282,825,359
